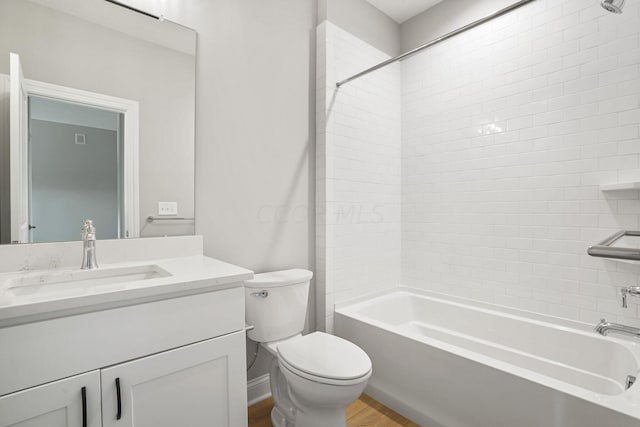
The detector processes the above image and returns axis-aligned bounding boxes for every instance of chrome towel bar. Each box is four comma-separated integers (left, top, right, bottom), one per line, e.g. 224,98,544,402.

146,216,195,223
587,230,640,261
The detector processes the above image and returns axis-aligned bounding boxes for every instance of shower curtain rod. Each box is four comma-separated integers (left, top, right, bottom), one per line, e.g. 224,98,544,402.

335,0,537,88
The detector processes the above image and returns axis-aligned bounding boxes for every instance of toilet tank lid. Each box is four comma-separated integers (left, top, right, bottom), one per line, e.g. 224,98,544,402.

244,269,313,288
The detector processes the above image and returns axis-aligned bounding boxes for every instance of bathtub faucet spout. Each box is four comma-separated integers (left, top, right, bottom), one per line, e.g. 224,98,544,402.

595,318,640,338
620,286,640,308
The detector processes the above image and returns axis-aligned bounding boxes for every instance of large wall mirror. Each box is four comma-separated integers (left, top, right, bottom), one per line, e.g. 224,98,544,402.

0,0,196,244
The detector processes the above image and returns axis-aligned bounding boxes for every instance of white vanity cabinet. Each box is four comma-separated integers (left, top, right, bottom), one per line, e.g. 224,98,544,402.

0,371,101,427
0,332,245,427
101,332,246,427
0,280,250,427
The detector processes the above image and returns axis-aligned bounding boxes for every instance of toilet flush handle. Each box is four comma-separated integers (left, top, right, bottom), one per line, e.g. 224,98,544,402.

251,290,269,298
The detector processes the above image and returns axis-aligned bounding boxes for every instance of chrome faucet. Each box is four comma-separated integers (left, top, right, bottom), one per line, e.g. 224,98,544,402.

81,219,98,270
595,318,640,338
620,286,640,308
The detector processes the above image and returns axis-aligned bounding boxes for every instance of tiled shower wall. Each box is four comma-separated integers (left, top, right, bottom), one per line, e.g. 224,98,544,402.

402,0,640,325
316,21,402,332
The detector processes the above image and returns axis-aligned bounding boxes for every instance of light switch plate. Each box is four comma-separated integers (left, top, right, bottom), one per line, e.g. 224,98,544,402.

158,202,178,216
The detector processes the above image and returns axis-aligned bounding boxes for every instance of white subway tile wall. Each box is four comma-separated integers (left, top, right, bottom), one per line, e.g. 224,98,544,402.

402,0,640,325
316,22,402,332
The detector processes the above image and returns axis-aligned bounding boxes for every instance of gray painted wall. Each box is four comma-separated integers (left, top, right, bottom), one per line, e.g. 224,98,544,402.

165,0,317,382
401,0,517,51
320,0,401,56
0,0,195,237
159,0,402,384
30,120,119,242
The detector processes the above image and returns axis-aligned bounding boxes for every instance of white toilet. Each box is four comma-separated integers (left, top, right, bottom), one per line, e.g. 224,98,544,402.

245,269,372,427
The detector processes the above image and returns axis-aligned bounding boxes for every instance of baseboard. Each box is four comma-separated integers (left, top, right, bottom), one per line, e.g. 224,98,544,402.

247,373,271,406
365,383,444,427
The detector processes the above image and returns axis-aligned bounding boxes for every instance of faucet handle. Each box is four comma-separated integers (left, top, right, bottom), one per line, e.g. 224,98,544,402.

81,219,96,240
594,318,608,334
619,286,640,309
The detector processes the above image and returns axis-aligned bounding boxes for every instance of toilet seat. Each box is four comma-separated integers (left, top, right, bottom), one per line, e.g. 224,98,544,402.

277,332,372,386
279,356,372,386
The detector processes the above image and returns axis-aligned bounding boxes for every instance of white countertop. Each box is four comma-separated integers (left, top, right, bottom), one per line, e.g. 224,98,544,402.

0,255,253,327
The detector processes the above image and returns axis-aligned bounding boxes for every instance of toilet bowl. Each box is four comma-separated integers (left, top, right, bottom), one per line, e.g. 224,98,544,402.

245,270,372,427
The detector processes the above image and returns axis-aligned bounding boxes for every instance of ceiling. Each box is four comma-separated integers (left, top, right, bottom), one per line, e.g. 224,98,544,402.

365,0,443,24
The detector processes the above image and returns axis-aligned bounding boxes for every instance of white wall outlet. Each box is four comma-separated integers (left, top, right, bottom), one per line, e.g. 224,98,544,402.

158,201,178,216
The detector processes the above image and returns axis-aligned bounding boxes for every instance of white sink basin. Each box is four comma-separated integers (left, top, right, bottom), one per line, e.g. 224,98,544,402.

5,265,171,301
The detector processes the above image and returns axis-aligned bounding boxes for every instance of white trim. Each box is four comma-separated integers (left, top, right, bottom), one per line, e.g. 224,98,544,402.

9,53,28,243
0,74,10,243
22,78,140,238
9,56,18,242
247,373,271,406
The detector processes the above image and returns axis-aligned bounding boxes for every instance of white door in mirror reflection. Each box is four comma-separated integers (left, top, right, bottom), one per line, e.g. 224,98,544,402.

30,97,123,243
8,53,140,244
9,52,29,243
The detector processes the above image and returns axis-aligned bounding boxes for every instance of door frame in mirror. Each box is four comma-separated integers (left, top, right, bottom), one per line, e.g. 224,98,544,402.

12,69,140,241
9,52,28,243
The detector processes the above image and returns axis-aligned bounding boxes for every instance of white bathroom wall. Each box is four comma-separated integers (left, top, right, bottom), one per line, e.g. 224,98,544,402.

318,0,401,57
402,0,640,325
401,0,521,52
166,0,316,283
163,0,317,383
317,21,402,332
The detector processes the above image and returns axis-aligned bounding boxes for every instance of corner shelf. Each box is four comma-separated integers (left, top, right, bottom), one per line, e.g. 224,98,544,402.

588,230,640,261
600,182,640,192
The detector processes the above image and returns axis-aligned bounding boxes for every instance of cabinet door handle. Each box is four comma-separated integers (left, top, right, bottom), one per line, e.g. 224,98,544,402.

115,377,122,420
81,387,87,427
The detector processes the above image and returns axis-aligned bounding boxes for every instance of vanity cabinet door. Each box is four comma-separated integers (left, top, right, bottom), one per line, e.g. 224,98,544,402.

0,370,101,427
101,330,247,427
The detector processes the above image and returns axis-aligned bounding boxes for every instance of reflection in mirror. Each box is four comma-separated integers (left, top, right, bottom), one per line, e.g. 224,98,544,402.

30,96,124,243
0,0,196,244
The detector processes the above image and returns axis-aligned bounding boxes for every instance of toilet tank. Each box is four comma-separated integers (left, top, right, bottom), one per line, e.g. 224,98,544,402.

245,269,313,343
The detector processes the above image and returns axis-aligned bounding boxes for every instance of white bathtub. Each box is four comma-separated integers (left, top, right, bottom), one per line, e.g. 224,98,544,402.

334,288,640,427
